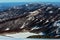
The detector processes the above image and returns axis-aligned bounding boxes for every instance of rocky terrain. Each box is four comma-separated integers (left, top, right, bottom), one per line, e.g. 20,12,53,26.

0,3,60,38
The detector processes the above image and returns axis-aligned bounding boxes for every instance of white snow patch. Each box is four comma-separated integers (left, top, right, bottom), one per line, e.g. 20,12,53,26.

39,32,44,35
20,23,25,29
25,4,28,7
5,28,10,31
4,32,38,38
31,26,39,30
45,20,49,23
49,11,53,14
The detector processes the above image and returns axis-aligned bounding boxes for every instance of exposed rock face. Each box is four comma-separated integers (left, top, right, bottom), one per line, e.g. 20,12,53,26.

0,3,60,38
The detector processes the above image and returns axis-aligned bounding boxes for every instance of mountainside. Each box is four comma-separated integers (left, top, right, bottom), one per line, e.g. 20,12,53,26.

0,3,60,38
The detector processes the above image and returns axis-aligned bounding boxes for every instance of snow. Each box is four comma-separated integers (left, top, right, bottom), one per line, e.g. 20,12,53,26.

4,32,38,38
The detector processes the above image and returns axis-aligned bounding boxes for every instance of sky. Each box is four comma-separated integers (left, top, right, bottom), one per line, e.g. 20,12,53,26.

0,0,60,2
